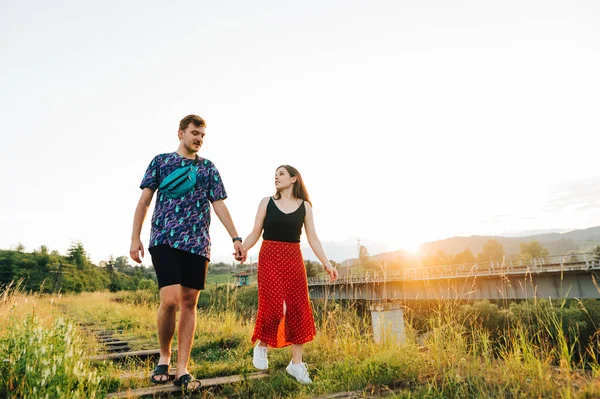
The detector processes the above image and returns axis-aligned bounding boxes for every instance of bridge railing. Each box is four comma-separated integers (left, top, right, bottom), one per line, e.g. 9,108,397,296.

307,253,600,285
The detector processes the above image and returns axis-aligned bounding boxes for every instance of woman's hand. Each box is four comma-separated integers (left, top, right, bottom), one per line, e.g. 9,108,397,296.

232,241,247,262
324,265,338,282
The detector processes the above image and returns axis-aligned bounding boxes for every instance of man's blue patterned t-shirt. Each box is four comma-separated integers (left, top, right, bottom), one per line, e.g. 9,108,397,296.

140,152,227,260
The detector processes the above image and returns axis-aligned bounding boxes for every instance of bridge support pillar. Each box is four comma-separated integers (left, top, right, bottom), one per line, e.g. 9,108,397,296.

369,302,405,344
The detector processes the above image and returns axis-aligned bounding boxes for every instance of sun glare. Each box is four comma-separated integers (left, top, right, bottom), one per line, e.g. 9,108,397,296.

400,240,421,255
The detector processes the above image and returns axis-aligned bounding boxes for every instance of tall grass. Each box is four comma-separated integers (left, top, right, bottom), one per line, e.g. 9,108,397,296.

0,282,101,398
0,315,101,398
407,296,600,399
77,289,600,398
2,278,600,398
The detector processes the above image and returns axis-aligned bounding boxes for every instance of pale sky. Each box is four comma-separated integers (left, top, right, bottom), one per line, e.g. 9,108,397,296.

1,0,599,265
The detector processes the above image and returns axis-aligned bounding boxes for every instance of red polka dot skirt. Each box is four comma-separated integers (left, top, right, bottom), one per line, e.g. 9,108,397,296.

252,240,316,348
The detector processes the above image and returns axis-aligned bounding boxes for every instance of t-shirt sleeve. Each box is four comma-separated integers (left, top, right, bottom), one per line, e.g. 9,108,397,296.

140,156,160,190
208,165,227,203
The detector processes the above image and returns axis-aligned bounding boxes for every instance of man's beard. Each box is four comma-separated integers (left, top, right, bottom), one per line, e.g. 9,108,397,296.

186,142,200,153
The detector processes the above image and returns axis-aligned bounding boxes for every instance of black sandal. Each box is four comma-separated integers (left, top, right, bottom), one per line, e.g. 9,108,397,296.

150,364,170,384
173,373,199,391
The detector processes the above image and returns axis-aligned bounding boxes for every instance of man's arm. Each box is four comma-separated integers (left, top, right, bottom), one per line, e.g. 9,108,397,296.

130,188,155,264
212,199,247,262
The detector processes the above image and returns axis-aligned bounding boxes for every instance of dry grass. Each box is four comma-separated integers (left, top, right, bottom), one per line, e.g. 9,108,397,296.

1,283,600,398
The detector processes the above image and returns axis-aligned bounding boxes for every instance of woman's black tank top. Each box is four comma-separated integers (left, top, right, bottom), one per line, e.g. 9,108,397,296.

262,197,305,243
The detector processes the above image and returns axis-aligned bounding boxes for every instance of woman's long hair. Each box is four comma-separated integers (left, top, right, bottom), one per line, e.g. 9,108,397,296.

274,165,312,206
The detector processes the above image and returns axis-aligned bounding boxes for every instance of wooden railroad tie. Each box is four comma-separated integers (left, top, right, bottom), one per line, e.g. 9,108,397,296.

98,335,139,343
106,372,267,398
88,348,176,361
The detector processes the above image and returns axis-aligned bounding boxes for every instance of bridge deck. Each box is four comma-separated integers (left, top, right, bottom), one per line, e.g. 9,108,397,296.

308,255,600,287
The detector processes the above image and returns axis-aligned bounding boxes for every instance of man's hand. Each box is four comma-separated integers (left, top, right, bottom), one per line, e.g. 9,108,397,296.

232,241,247,263
130,238,145,264
325,265,339,282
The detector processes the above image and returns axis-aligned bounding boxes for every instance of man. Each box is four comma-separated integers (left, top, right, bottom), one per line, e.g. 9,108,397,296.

130,114,246,390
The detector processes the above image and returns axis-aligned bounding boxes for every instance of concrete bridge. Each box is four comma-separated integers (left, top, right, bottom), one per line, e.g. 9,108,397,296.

308,254,600,301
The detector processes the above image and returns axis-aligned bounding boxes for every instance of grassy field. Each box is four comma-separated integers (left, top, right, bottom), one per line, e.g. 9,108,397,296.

1,281,600,398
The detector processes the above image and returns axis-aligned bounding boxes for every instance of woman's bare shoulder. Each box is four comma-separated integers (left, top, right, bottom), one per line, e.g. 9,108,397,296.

260,197,271,206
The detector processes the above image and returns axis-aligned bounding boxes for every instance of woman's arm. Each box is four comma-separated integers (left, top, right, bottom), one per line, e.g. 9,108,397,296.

304,202,339,281
242,197,269,251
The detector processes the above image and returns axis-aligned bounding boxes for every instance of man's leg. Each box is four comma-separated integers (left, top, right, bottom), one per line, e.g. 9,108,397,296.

156,284,181,381
175,286,201,378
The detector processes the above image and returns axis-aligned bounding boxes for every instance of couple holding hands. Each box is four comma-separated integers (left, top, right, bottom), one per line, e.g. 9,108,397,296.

130,114,338,390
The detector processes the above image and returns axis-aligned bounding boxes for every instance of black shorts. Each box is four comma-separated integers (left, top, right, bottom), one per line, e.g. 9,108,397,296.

149,245,209,290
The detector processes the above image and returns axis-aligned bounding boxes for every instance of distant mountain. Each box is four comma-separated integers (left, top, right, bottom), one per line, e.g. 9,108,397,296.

498,228,571,237
418,226,600,257
258,226,600,266
561,226,600,243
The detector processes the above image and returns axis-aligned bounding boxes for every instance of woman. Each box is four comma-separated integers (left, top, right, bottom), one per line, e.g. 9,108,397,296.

242,165,338,384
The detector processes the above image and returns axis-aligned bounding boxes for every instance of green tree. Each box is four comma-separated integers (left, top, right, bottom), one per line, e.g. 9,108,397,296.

67,241,88,269
138,264,156,281
0,246,136,293
0,251,16,285
453,248,476,264
138,278,158,291
304,260,319,278
363,260,381,271
422,249,451,266
593,245,600,261
35,245,50,269
105,256,116,277
108,280,122,293
115,256,132,274
104,255,121,291
15,255,46,291
458,300,507,334
73,281,84,293
478,239,505,262
520,240,549,261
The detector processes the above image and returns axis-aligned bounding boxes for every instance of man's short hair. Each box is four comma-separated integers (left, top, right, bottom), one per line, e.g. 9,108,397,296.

179,115,206,131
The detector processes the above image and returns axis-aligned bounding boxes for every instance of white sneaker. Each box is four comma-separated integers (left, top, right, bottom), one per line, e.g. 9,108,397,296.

285,360,312,384
252,343,268,370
